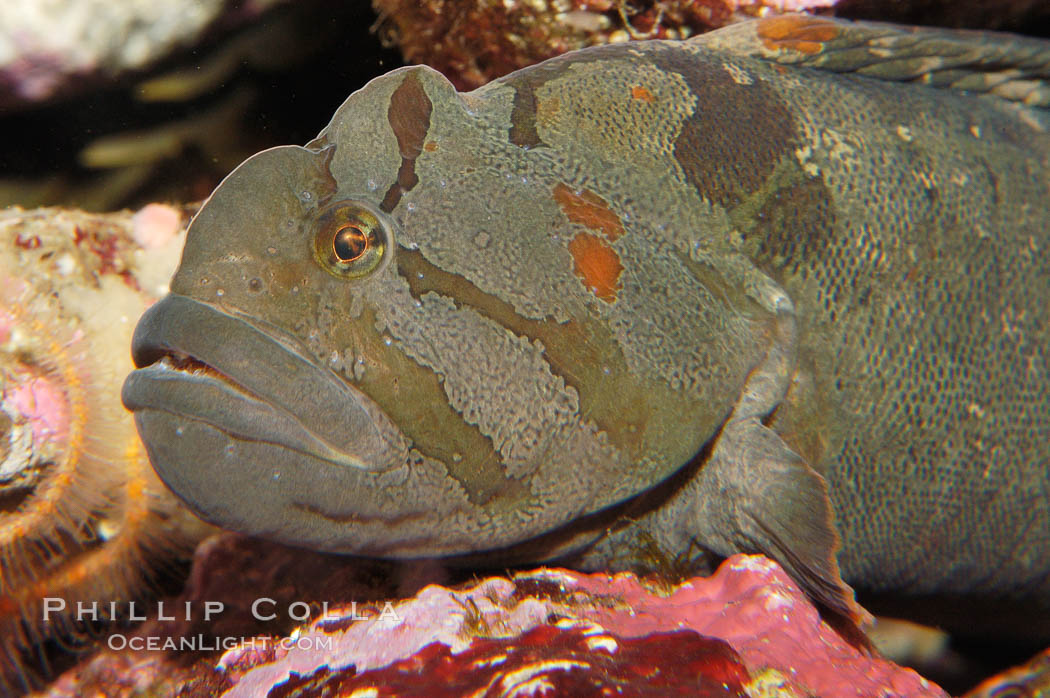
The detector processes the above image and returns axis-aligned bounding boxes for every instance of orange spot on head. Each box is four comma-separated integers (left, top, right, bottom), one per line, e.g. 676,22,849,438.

424,141,438,152
631,85,656,103
568,232,623,303
756,15,838,55
552,183,626,241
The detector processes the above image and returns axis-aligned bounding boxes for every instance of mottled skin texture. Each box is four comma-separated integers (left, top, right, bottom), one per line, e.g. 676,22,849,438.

123,17,1049,638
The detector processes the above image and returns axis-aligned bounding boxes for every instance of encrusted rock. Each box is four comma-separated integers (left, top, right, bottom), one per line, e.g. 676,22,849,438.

0,206,210,693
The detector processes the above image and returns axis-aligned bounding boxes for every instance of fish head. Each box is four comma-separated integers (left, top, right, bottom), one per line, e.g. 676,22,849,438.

122,66,522,555
123,64,765,558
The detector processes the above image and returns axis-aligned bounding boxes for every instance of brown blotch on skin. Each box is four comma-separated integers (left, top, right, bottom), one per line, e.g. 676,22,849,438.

552,183,626,241
631,85,656,103
339,305,526,509
504,47,620,149
396,247,654,461
315,143,340,203
291,500,435,528
508,74,547,149
568,232,624,303
649,47,797,209
749,175,836,278
756,15,839,55
424,141,439,152
381,72,434,212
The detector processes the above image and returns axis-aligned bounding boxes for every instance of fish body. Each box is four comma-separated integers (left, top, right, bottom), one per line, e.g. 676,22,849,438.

122,16,1050,635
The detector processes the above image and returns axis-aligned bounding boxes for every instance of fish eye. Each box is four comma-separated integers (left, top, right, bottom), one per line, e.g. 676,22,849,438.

313,201,392,279
334,225,368,262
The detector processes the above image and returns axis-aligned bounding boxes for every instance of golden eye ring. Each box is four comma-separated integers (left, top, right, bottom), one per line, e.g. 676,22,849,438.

313,201,393,279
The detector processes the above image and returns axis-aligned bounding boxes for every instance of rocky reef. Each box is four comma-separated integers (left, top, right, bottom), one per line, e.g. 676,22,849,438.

0,205,211,692
42,543,947,697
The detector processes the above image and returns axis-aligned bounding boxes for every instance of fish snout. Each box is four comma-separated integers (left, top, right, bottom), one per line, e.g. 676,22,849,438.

122,294,413,543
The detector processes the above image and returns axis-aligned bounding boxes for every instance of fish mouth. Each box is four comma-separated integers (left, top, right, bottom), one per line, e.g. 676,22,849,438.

122,293,401,472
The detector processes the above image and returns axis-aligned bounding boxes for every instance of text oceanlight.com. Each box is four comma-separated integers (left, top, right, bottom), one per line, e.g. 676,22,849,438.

106,634,334,652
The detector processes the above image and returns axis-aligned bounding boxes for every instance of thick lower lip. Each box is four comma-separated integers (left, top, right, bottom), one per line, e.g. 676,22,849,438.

122,294,390,468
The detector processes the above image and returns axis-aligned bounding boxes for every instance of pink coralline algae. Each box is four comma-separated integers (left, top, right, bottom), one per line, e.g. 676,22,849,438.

220,554,947,697
130,203,183,250
4,355,71,448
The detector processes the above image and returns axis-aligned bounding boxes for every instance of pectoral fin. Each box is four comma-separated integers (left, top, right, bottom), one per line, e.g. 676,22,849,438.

678,278,871,633
700,415,872,631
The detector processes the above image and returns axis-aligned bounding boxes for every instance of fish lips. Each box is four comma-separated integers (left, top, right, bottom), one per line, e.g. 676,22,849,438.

122,294,408,525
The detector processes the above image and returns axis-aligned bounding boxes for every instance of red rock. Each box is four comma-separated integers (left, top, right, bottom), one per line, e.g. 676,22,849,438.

220,555,946,698
271,624,752,697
